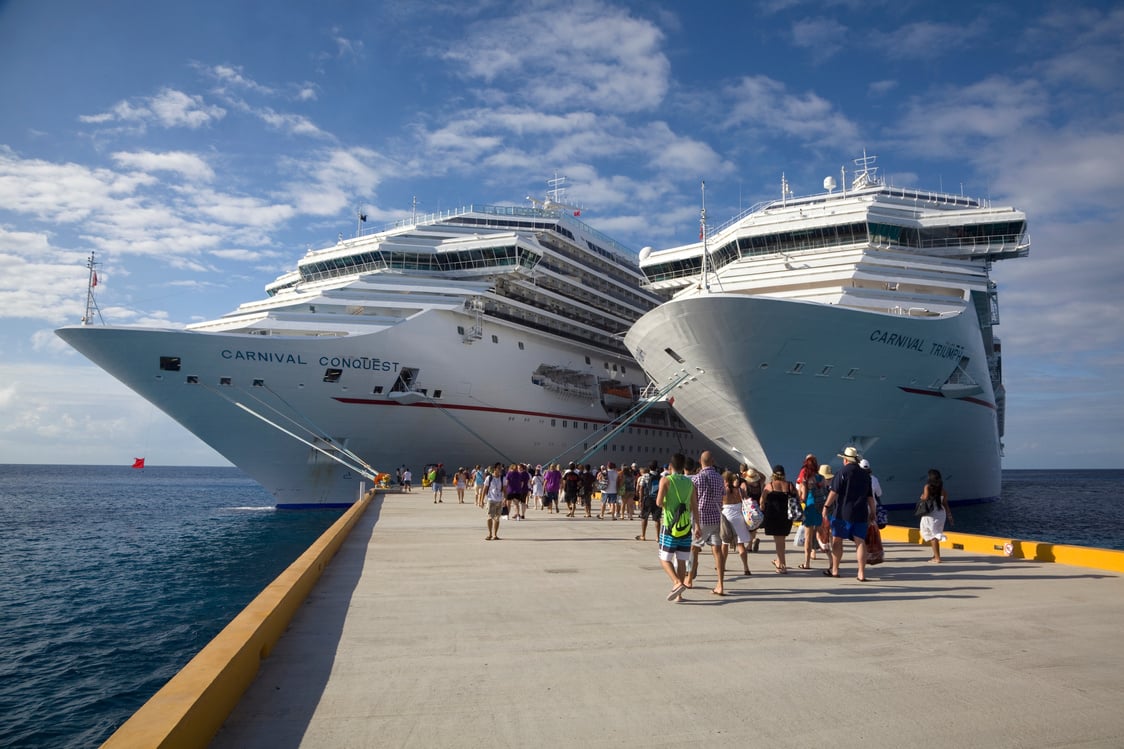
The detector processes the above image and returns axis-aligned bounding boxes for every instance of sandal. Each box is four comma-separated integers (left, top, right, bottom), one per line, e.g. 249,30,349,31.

797,563,811,569
822,569,840,577
772,560,787,574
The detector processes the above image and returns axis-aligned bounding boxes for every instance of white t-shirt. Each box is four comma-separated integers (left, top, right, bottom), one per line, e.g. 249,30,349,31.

605,468,619,494
484,474,505,503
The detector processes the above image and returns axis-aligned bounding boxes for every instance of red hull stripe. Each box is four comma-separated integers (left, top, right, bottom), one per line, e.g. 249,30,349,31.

897,387,996,411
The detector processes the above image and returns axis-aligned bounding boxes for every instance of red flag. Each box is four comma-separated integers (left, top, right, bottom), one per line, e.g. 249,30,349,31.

573,209,581,217
132,457,145,469
92,271,98,287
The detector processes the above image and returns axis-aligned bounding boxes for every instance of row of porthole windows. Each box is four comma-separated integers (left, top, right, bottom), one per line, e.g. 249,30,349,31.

456,329,628,374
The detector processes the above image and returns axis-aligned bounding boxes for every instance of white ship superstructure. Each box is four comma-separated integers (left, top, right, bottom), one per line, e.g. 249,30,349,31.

624,157,1029,507
58,193,719,507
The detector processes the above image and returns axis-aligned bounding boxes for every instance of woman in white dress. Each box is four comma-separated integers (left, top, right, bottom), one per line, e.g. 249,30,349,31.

919,469,954,562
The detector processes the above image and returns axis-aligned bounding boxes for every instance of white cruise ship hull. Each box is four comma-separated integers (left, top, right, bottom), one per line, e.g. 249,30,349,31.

625,294,1002,507
59,310,714,507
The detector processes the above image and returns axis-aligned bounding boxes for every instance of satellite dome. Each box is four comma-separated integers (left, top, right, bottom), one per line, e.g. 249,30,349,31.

823,176,837,192
638,246,652,261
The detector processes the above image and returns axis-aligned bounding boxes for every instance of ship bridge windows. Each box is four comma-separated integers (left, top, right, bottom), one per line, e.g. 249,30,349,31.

159,356,181,372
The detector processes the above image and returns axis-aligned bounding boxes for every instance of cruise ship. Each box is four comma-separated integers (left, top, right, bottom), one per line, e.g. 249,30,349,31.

57,189,720,507
624,156,1029,508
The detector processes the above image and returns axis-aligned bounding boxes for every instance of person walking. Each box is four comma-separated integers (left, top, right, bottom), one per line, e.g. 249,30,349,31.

598,462,620,519
432,464,446,503
562,462,581,517
402,467,413,493
504,463,526,521
656,452,698,602
543,463,562,513
721,470,752,576
761,465,797,573
686,451,729,595
822,446,876,580
919,469,953,562
483,465,506,540
474,465,487,507
740,465,764,552
454,467,467,504
796,456,827,570
635,462,661,541
579,464,595,518
531,466,545,511
861,459,885,565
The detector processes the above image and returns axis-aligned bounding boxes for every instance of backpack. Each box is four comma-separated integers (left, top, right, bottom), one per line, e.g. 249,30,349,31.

647,472,660,500
663,477,692,537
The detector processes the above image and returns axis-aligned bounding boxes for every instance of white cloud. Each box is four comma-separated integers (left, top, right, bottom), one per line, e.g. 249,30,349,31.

791,17,848,62
443,0,670,113
80,88,225,130
722,75,861,148
111,150,215,182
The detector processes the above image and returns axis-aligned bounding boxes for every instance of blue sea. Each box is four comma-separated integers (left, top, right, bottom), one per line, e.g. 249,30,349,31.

0,465,343,748
0,466,1120,747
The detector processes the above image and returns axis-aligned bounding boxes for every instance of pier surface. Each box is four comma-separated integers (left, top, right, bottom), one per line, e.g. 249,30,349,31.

213,494,1124,748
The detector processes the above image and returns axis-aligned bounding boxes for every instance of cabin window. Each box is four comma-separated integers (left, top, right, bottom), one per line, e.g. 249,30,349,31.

844,368,859,379
518,341,525,350
788,362,805,374
323,368,343,383
220,377,232,386
664,347,686,364
186,375,199,384
252,379,265,387
492,335,499,343
433,389,442,398
373,386,384,394
818,366,834,377
159,356,181,372
585,356,591,365
457,326,465,335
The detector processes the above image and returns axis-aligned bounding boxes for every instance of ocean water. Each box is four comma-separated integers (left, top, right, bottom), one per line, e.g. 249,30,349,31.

0,466,1120,747
885,469,1124,551
0,465,343,748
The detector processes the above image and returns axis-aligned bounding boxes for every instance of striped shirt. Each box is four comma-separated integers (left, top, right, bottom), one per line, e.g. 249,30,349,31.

692,465,725,525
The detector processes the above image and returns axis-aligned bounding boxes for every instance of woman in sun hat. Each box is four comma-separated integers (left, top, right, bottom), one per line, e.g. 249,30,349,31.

739,465,764,551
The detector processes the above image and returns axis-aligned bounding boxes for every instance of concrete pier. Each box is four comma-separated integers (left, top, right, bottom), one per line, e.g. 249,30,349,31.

211,493,1124,748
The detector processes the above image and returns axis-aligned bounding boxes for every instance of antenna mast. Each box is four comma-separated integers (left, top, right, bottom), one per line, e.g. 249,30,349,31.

699,180,709,293
82,252,104,326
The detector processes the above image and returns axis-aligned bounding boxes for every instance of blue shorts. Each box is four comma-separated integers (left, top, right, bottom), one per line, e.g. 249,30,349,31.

831,517,868,542
603,493,619,504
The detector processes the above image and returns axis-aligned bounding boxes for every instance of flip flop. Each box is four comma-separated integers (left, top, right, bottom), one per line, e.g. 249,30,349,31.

772,560,787,574
822,570,840,577
667,583,687,601
711,589,727,596
797,563,811,569
856,577,870,582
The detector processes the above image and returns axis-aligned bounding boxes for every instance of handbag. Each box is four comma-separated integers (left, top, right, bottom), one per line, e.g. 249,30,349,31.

914,498,933,516
787,496,802,521
742,499,764,531
876,502,888,529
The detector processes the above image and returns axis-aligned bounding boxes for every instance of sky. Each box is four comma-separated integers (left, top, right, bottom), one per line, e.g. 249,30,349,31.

0,0,1121,470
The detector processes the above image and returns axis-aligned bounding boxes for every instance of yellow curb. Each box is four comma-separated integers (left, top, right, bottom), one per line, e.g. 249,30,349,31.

879,524,1124,574
101,490,376,749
